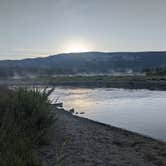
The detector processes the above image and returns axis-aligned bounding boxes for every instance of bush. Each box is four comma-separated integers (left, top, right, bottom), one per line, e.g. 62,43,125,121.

0,87,54,166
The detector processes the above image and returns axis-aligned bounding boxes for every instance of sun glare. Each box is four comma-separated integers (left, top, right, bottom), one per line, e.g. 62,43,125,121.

64,40,93,53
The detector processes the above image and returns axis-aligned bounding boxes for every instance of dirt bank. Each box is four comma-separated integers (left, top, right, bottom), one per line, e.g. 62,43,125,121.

39,108,166,166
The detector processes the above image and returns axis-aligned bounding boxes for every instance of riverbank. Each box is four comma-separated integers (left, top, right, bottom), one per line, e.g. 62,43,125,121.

2,75,166,90
39,108,166,166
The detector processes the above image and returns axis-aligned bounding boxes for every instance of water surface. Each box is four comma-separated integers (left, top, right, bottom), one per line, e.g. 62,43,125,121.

50,87,166,141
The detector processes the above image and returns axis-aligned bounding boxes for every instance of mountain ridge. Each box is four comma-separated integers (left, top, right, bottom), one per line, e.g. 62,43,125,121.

1,51,166,77
2,50,166,61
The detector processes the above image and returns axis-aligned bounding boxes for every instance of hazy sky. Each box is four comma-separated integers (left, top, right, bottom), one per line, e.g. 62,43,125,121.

0,0,166,59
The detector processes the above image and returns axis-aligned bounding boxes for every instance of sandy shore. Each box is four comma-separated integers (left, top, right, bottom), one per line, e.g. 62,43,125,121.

39,108,166,166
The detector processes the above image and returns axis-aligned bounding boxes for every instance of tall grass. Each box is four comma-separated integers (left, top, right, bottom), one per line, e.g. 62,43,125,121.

0,87,54,166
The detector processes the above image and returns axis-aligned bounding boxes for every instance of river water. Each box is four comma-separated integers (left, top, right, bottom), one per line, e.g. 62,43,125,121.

50,87,166,141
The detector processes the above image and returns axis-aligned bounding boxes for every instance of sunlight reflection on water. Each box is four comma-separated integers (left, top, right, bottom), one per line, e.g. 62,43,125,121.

50,87,166,141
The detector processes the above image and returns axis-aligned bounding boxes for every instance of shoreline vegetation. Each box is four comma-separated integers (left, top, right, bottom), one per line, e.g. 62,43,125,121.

1,87,166,165
0,87,55,166
1,75,166,90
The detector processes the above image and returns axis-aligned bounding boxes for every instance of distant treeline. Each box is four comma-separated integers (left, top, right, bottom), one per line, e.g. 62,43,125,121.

1,66,166,78
144,68,166,76
0,67,76,78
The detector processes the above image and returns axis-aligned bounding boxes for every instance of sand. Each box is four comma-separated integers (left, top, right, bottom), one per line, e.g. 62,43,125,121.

39,108,166,166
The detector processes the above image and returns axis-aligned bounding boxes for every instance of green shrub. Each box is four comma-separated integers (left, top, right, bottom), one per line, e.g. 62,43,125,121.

0,87,54,166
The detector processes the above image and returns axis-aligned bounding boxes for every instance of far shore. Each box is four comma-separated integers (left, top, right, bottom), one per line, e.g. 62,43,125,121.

1,75,166,90
39,107,166,166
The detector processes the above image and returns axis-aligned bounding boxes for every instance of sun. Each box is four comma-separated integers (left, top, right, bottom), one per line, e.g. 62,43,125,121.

66,43,88,53
63,39,93,53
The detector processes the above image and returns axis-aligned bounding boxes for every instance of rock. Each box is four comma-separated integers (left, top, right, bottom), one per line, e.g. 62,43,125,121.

69,108,75,114
53,102,63,107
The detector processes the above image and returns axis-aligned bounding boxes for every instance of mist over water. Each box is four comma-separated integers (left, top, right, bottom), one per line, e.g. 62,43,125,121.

50,87,166,141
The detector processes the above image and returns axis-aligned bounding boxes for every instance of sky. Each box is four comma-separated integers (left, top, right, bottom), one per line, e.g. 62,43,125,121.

0,0,166,59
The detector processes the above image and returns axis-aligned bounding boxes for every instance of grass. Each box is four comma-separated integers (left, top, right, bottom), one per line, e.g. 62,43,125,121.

0,87,55,166
3,75,166,89
22,75,166,84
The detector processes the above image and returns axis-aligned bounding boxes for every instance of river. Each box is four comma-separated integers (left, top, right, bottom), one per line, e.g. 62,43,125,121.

50,87,166,141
